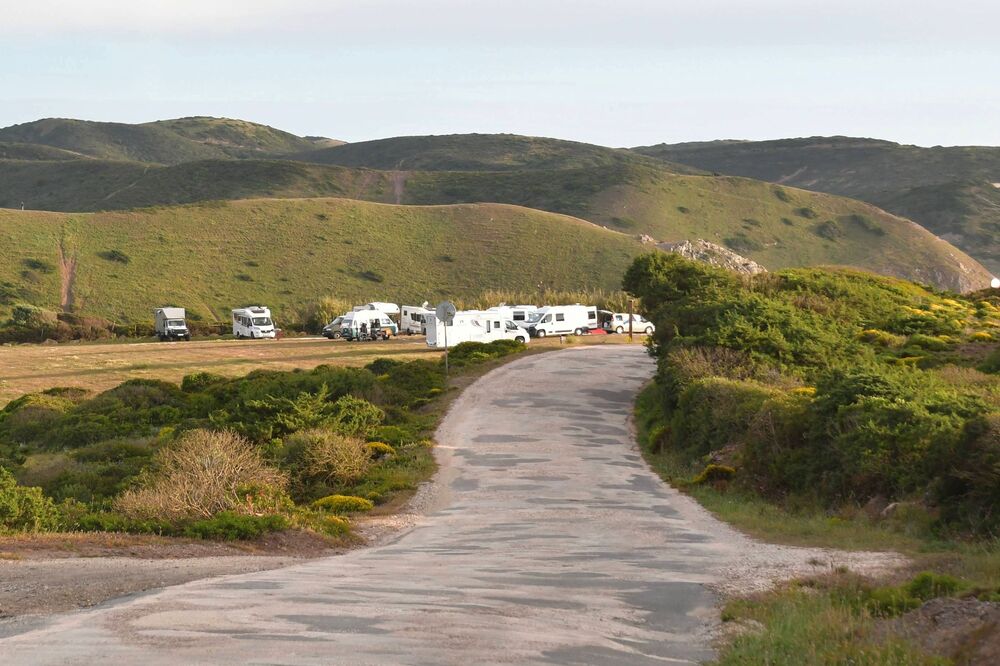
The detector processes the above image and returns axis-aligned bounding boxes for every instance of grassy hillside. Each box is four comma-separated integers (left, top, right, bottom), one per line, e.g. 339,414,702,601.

291,133,696,172
0,198,642,323
0,117,324,164
0,142,84,161
634,137,1000,273
0,159,395,211
2,158,990,291
400,164,991,291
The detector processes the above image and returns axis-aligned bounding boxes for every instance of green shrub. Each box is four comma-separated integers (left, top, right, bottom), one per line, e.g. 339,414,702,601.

98,249,130,264
181,372,228,392
312,494,374,514
74,511,172,535
906,333,951,351
670,378,780,456
293,428,372,484
814,220,842,241
316,514,351,536
0,467,61,532
183,511,288,540
857,329,904,347
366,441,396,458
690,464,736,485
795,207,819,219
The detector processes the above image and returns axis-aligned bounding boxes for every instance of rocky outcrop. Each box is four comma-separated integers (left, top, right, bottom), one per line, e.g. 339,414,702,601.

658,239,767,275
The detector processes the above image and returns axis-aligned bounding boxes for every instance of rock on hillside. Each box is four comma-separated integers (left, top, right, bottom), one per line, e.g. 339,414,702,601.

658,239,767,275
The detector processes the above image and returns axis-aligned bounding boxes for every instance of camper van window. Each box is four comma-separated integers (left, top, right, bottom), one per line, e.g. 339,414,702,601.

506,321,518,331
542,315,551,323
252,317,272,326
588,311,597,321
494,321,501,329
513,312,525,321
556,313,565,322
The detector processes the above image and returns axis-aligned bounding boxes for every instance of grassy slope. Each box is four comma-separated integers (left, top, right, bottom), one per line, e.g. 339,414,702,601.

401,165,991,291
2,158,989,291
0,198,641,323
0,142,85,161
0,117,321,164
635,137,1000,274
0,160,395,211
290,132,699,172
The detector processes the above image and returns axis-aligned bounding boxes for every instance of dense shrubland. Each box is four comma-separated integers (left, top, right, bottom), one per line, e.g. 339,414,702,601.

0,339,525,538
624,252,1000,536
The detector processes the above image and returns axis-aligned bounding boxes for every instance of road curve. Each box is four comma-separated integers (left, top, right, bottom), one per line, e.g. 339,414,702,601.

0,346,733,665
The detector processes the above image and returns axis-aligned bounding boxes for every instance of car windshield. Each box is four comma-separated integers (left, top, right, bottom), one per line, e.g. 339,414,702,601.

252,317,272,326
167,320,184,327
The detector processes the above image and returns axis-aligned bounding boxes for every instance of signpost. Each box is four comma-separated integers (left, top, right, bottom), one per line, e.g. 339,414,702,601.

628,298,635,342
436,301,457,379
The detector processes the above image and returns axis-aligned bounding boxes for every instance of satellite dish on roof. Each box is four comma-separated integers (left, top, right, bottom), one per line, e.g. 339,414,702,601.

992,278,1000,289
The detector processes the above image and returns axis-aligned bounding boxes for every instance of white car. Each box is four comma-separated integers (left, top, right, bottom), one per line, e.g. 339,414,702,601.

604,313,655,335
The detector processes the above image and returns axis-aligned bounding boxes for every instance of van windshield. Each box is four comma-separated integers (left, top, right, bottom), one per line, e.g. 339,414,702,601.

252,317,272,326
526,312,543,323
166,320,185,327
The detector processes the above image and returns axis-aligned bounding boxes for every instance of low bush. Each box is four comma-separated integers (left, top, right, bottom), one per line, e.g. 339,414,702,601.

312,494,374,514
670,378,780,457
690,464,736,485
183,511,289,540
114,429,288,521
73,511,172,535
294,429,372,484
315,514,350,536
367,441,396,458
0,467,61,532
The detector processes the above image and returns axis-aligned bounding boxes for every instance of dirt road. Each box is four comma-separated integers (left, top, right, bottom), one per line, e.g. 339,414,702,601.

0,346,902,664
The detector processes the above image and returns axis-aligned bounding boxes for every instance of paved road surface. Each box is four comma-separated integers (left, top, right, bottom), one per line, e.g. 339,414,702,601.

0,346,735,665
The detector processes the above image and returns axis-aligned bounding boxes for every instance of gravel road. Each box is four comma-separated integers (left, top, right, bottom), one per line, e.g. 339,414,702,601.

0,345,903,664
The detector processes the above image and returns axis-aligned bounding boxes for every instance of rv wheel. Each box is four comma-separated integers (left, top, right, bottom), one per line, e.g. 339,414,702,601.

645,327,653,335
573,328,584,335
536,329,546,338
615,326,624,334
516,336,526,344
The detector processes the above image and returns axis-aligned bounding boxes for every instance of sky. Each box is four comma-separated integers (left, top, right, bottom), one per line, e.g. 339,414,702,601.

2,0,999,147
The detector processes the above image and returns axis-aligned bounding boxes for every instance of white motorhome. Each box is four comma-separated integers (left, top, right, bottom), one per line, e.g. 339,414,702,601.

483,305,538,329
425,311,530,348
354,302,400,316
232,306,276,339
153,307,190,341
524,305,598,337
341,309,398,341
400,304,432,335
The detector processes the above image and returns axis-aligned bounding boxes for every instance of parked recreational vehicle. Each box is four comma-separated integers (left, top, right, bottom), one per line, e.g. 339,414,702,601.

483,305,537,328
341,309,398,341
322,316,345,339
524,305,597,337
354,302,400,316
603,313,655,335
425,311,530,348
232,306,276,339
400,304,432,335
153,307,190,341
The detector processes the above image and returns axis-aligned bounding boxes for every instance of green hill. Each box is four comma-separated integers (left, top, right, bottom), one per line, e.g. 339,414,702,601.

634,137,1000,273
0,117,326,165
1,158,990,291
0,198,642,323
0,159,395,211
291,133,696,172
0,142,85,161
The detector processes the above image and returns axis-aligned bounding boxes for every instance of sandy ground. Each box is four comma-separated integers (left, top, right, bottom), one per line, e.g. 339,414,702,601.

0,346,905,665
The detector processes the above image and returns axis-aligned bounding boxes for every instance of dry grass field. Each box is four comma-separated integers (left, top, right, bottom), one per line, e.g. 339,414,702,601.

0,334,635,405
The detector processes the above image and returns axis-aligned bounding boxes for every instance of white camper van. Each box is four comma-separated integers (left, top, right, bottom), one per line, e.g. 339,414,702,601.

425,311,529,348
524,305,597,337
153,307,190,341
341,309,398,341
484,305,538,329
232,306,276,339
400,305,432,335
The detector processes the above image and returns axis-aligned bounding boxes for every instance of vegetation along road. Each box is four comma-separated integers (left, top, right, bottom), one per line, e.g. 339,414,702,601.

0,345,900,664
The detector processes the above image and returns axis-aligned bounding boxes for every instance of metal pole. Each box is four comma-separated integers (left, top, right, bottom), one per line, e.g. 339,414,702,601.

628,298,634,342
444,320,449,380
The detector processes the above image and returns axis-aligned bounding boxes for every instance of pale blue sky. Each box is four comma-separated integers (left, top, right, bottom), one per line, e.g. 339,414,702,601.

2,0,998,147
